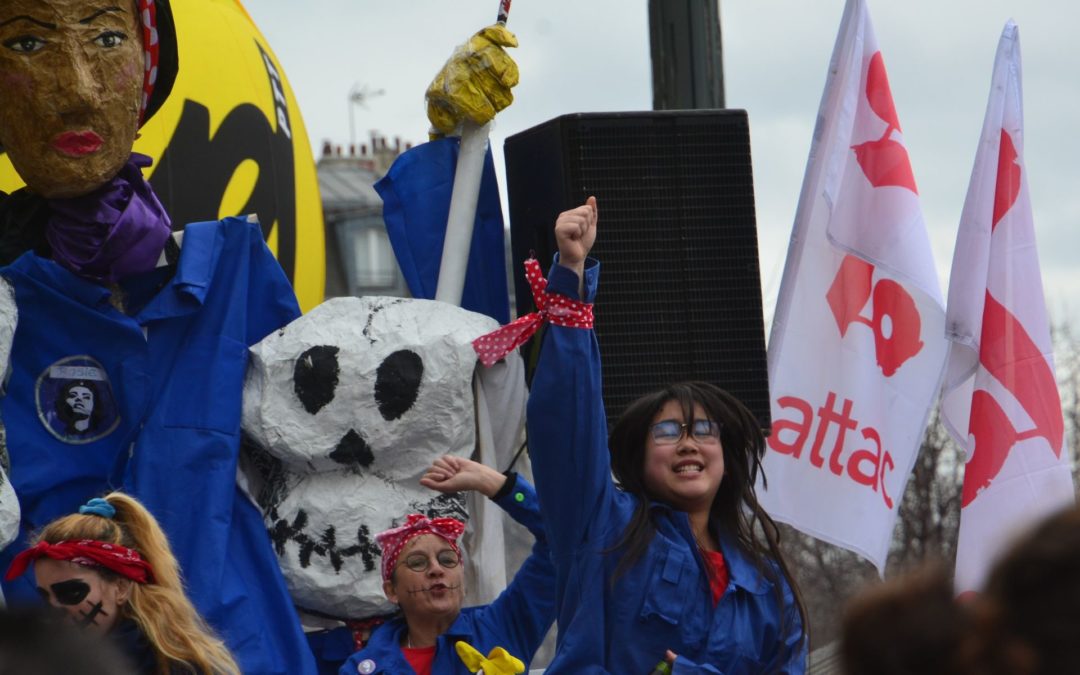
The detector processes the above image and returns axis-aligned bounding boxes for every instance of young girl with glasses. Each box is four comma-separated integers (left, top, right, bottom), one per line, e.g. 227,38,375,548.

525,197,808,674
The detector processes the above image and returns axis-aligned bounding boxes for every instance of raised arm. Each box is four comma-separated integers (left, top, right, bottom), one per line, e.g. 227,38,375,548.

525,197,620,559
421,456,555,660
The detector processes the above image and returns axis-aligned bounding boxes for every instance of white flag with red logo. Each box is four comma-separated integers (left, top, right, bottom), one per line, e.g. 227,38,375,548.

760,0,948,573
941,22,1074,594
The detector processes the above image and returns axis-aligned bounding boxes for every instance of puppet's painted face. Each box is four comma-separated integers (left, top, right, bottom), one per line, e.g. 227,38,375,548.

0,0,143,198
34,558,129,634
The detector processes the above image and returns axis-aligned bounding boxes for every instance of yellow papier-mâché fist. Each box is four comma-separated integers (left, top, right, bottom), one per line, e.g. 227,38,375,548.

454,640,526,675
426,23,519,137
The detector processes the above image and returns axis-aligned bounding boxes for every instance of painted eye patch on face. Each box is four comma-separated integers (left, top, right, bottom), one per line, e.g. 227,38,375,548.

38,578,92,606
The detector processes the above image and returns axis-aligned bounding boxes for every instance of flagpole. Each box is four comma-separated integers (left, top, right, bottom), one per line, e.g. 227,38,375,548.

434,0,513,307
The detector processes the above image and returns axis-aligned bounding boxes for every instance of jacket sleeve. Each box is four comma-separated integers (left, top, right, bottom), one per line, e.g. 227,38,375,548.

478,475,556,661
525,258,616,559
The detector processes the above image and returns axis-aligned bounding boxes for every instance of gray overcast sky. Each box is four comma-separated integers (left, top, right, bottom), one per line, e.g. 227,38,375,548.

243,0,1080,327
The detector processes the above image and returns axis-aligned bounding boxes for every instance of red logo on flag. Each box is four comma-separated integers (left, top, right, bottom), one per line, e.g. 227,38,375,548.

826,255,924,377
962,130,1063,507
852,52,919,194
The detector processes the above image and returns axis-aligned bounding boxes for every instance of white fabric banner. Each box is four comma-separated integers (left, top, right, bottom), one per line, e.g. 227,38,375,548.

760,0,947,573
941,22,1075,594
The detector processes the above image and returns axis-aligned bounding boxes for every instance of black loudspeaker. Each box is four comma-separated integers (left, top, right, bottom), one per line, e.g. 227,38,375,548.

504,110,771,430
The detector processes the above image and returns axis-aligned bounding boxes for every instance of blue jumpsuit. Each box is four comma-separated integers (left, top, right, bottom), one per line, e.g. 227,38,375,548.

526,260,806,674
339,475,555,675
0,217,315,675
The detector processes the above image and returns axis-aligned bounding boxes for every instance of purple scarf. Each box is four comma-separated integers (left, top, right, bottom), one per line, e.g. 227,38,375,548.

46,153,172,284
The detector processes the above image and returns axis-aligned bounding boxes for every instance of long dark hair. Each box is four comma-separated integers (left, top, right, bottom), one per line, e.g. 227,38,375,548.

608,381,808,647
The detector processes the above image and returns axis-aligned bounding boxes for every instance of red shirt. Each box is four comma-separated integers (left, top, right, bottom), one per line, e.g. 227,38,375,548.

402,645,436,675
702,549,730,606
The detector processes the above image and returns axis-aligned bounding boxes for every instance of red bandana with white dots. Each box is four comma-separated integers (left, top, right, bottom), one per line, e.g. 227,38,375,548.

136,0,160,125
5,539,154,584
375,514,465,583
472,258,594,367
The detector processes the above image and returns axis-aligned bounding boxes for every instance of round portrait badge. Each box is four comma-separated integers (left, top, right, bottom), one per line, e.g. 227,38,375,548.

35,356,121,445
357,659,377,674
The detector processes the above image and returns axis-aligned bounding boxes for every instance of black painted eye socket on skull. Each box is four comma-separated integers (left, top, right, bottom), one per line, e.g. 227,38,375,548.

375,350,424,421
294,345,340,414
49,579,92,606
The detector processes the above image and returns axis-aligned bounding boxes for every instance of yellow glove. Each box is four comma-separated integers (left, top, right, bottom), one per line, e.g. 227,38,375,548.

454,640,526,675
426,24,520,138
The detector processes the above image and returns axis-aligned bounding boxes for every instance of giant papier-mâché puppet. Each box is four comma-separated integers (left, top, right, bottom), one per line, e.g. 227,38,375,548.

0,1,316,672
238,21,530,669
240,297,527,634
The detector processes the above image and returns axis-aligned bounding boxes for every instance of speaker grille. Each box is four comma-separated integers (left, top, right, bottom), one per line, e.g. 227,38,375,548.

505,111,770,430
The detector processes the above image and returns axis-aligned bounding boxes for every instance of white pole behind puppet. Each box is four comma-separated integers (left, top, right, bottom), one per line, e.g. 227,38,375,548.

434,0,514,306
435,121,491,305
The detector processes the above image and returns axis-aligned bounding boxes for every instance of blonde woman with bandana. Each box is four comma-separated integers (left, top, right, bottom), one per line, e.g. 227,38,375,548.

6,493,239,674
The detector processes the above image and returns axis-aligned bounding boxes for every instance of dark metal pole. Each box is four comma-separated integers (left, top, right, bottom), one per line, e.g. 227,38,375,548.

649,0,725,110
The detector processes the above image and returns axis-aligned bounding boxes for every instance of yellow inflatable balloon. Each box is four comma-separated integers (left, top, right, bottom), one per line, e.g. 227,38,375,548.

0,0,326,312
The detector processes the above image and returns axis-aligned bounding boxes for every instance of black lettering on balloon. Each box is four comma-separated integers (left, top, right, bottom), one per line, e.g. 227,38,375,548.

375,351,423,421
293,345,340,414
329,429,374,469
149,39,297,282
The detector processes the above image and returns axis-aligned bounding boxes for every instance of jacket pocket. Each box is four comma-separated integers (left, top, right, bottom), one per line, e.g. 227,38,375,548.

639,545,690,625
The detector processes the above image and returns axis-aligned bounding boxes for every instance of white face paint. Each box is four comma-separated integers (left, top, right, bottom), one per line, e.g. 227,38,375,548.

241,296,498,619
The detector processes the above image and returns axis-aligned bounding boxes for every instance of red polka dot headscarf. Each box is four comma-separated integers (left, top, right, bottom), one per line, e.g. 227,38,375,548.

375,514,466,582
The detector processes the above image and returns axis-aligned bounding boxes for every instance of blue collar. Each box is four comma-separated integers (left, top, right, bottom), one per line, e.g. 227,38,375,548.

648,501,773,595
133,219,224,323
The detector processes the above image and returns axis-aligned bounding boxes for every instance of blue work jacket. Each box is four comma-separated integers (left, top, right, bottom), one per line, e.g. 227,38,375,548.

526,260,807,675
0,217,315,675
339,476,555,675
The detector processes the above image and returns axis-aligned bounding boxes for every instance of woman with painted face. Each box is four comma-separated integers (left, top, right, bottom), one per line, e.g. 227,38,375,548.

516,197,808,674
0,1,313,672
339,456,555,675
5,492,240,674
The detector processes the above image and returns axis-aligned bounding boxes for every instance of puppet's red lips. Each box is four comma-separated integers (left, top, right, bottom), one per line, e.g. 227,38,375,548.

51,131,104,157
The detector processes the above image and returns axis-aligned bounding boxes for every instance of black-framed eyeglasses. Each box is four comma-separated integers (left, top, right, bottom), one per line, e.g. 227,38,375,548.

399,550,460,573
649,419,722,445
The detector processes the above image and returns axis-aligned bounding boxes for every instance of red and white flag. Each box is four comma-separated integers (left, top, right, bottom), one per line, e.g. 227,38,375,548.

941,22,1074,594
760,0,947,573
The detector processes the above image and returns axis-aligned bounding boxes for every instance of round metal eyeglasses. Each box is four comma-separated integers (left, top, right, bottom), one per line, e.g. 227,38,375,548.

400,549,461,573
